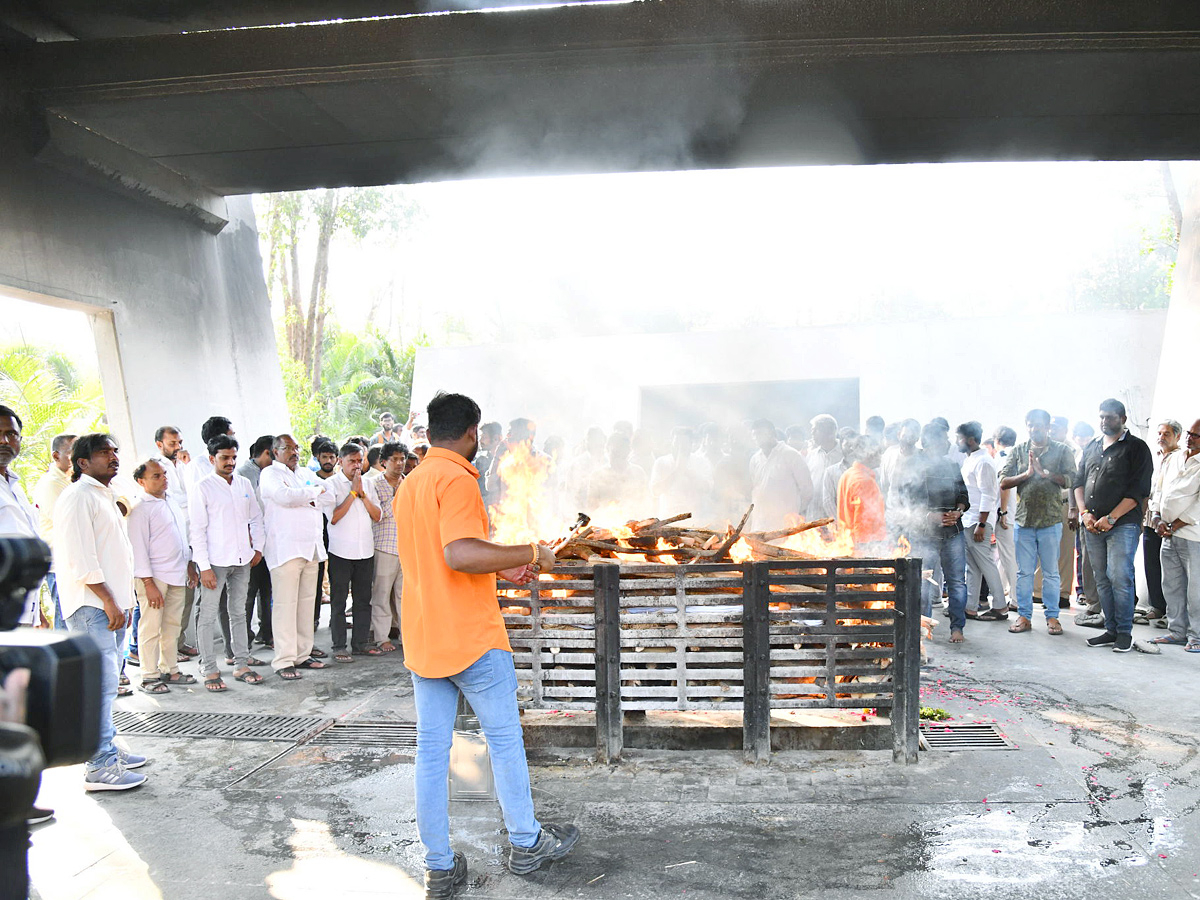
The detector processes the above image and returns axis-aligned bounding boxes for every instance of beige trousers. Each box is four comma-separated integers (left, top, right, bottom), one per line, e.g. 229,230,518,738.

371,550,403,644
136,579,186,677
270,557,320,670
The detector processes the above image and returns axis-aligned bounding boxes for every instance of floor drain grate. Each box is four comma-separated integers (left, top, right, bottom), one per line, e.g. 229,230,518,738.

309,721,419,749
919,722,1017,751
114,710,332,742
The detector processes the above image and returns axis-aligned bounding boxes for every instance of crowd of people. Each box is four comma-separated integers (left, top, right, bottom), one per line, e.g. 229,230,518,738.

467,400,1196,657
1,396,1198,792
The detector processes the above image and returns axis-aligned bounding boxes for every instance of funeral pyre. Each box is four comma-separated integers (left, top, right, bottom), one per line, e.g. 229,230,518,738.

488,443,936,709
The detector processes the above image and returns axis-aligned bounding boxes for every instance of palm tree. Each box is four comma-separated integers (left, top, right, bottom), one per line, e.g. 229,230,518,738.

0,344,105,485
318,326,424,438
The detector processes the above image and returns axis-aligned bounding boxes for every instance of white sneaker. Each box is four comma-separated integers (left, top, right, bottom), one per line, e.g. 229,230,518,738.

84,760,146,792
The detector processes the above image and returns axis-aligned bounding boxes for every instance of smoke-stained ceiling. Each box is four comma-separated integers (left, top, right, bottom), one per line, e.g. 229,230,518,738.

5,1,1200,218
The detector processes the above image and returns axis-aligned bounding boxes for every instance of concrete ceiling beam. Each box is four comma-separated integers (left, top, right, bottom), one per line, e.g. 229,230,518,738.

12,1,1200,193
35,114,230,233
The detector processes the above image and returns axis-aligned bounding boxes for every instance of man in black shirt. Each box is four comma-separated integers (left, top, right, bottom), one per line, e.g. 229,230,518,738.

900,423,971,643
1073,398,1153,652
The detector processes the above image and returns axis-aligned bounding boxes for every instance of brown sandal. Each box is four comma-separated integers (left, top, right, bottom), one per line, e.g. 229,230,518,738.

1008,616,1032,633
1047,619,1063,635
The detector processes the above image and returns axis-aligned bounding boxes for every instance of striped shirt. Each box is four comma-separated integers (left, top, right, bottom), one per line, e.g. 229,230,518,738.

368,472,402,554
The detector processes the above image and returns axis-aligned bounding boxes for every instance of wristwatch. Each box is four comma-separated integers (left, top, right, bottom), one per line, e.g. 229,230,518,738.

1105,514,1116,526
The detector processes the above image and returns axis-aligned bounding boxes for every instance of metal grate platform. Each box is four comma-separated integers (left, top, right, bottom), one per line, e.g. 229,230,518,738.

114,710,331,742
308,721,418,749
919,722,1017,751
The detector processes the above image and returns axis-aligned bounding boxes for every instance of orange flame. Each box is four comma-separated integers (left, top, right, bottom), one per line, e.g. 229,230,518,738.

488,442,562,544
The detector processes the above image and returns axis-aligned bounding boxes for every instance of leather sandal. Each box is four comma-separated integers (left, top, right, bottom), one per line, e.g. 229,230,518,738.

1008,616,1032,633
1047,618,1063,635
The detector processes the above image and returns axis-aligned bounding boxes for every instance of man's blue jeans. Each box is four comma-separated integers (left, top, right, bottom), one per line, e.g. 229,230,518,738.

44,572,66,629
915,531,968,630
1015,523,1062,621
127,603,141,657
410,649,540,870
67,605,125,769
1083,523,1140,636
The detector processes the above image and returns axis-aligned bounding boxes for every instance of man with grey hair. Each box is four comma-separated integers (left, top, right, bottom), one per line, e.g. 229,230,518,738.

806,414,841,520
1139,419,1183,625
261,434,336,680
1149,417,1200,651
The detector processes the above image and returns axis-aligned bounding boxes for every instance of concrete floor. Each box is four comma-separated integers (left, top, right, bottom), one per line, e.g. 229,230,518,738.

27,604,1200,900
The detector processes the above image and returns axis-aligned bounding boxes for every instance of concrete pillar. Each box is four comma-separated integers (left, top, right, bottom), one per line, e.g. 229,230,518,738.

1151,163,1200,428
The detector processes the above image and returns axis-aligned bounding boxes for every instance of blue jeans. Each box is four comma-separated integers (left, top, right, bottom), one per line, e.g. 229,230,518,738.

127,603,141,656
1083,523,1140,636
44,573,66,629
915,531,968,630
410,649,540,870
67,605,125,768
1015,523,1062,620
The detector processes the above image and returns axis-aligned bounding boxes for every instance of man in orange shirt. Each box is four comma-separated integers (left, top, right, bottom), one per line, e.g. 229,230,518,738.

395,392,579,899
838,436,888,555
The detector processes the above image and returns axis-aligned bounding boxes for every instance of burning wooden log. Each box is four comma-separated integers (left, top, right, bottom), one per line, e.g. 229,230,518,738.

748,518,834,542
550,507,837,565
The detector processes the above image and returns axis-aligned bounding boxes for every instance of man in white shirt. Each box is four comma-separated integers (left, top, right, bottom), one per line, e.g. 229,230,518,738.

1149,417,1200,651
325,442,381,662
957,421,1007,620
260,434,335,680
127,459,197,692
54,433,147,791
189,435,265,691
649,427,714,522
151,425,192,511
586,432,650,512
992,426,1019,606
31,432,76,628
748,419,813,532
366,441,405,652
151,424,202,659
565,427,607,511
805,414,842,520
185,415,234,495
0,407,41,623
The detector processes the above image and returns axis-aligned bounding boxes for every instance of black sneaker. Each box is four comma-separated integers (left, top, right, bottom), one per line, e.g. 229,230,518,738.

1112,633,1134,653
1087,632,1117,648
28,806,54,826
507,823,580,875
424,851,467,899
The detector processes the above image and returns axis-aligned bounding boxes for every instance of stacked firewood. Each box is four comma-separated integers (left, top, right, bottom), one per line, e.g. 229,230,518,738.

552,505,836,563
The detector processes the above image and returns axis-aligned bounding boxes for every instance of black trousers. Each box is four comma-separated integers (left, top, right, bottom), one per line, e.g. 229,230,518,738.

328,553,375,651
1143,526,1166,612
0,823,29,900
247,558,273,641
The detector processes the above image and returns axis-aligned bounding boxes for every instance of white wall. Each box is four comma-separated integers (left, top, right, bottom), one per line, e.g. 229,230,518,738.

412,309,1168,442
0,139,289,461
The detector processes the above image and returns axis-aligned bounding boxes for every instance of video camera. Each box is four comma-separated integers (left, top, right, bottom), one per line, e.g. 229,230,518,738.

0,536,102,765
0,536,103,900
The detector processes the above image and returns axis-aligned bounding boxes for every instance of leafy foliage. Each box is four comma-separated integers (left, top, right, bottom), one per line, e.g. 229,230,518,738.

316,325,427,440
0,344,105,485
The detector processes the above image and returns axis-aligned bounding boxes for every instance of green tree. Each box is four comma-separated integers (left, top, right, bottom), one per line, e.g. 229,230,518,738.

318,325,427,438
257,187,421,391
0,344,105,485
